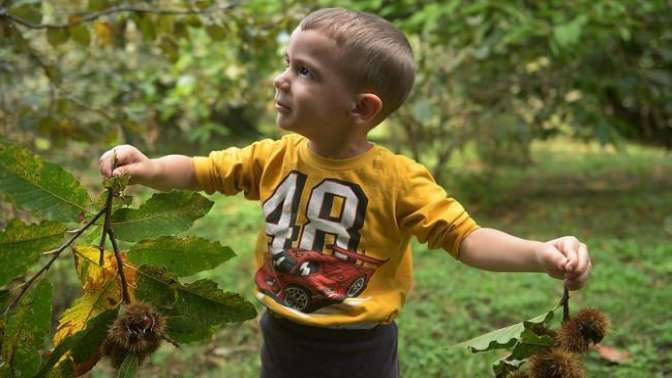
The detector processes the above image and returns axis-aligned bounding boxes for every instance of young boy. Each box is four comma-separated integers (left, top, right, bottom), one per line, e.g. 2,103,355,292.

99,8,591,378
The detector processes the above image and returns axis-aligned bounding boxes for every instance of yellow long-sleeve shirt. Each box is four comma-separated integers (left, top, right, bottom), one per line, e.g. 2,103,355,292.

193,134,478,328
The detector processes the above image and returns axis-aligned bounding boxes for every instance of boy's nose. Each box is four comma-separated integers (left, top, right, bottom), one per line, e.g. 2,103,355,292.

273,70,290,91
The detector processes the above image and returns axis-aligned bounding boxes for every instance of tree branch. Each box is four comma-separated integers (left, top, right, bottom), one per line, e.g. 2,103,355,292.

1,2,239,30
98,188,113,265
98,151,119,265
561,285,570,323
108,228,130,304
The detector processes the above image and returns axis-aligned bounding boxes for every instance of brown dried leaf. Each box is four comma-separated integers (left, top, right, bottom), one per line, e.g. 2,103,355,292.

594,343,631,364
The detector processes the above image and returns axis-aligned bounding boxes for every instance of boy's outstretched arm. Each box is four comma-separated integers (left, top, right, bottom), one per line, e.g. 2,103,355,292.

458,228,592,290
98,145,200,192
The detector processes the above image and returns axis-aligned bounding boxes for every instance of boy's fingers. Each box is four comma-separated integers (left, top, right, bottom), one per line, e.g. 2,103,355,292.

99,145,141,177
558,236,580,271
542,244,568,277
566,260,591,290
112,163,138,180
573,243,590,276
98,149,115,177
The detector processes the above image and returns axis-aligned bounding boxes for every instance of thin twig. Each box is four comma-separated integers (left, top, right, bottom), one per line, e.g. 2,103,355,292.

41,247,60,256
98,188,113,265
108,228,130,304
161,334,180,348
3,207,106,315
561,285,570,323
1,2,239,30
99,150,119,265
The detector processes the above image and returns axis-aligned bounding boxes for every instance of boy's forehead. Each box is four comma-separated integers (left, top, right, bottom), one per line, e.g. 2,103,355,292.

286,28,339,59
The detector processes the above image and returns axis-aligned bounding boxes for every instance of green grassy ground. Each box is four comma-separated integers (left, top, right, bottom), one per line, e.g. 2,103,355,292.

92,139,672,377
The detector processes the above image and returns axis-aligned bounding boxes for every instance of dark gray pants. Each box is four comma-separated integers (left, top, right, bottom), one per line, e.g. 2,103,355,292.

260,311,400,378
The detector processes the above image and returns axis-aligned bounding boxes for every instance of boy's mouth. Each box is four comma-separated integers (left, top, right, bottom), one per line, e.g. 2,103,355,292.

274,101,291,113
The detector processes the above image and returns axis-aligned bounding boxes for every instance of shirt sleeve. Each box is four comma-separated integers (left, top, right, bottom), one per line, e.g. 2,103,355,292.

396,160,479,258
192,138,277,199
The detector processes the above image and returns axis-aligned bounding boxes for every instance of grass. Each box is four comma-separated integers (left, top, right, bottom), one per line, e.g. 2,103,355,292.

90,139,672,377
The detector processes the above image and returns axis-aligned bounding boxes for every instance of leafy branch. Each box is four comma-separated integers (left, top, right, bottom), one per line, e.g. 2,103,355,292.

1,151,131,314
0,140,256,376
456,286,609,377
0,1,240,30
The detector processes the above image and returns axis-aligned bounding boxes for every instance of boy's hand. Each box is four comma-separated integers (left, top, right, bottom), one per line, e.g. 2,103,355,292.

98,145,157,185
538,236,592,290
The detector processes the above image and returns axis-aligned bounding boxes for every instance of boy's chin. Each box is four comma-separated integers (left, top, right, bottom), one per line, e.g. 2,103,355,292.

276,118,300,133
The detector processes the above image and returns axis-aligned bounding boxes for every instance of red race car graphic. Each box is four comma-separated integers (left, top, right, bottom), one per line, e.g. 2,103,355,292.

255,245,388,313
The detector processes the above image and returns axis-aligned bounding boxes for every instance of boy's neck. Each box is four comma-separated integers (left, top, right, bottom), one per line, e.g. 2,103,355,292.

307,137,372,160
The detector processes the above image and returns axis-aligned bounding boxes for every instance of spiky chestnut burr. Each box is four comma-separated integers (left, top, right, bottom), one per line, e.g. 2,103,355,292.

528,349,585,378
508,369,530,378
102,302,167,368
557,308,609,353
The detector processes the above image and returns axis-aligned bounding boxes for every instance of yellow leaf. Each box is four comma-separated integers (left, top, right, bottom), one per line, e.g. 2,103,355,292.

94,20,113,46
68,15,84,26
73,245,136,291
52,245,136,345
52,280,118,346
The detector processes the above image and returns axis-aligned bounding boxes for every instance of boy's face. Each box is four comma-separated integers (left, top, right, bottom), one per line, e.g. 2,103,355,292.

273,28,357,141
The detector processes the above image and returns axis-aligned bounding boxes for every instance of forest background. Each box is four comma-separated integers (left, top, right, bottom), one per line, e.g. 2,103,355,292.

1,0,671,376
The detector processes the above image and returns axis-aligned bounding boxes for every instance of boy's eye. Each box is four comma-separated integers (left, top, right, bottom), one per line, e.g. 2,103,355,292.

297,66,312,77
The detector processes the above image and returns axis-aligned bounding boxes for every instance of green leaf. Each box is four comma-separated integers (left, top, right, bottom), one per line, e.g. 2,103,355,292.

45,65,63,85
0,142,91,222
103,173,130,193
0,289,9,309
454,307,556,352
89,0,112,12
169,279,256,343
47,28,70,47
0,290,7,347
492,327,555,376
135,265,178,311
493,356,526,378
156,15,174,35
45,358,74,378
552,15,587,48
0,219,66,288
8,3,43,24
205,25,227,40
194,0,212,9
185,16,202,28
1,280,52,377
36,309,118,377
136,14,156,41
128,236,234,277
69,24,91,46
158,36,179,63
111,191,213,242
173,21,190,40
136,266,255,343
118,353,139,378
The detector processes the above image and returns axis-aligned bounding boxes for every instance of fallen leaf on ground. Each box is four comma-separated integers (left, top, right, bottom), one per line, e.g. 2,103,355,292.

594,343,631,364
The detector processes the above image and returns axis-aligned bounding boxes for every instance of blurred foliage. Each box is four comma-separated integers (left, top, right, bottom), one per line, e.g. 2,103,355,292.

0,0,301,159
1,0,671,180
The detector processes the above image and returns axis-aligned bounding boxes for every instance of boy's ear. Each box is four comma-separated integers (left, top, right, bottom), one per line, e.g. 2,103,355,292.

351,93,383,126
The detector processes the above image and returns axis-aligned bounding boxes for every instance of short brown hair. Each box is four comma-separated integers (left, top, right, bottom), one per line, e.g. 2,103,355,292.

300,8,415,122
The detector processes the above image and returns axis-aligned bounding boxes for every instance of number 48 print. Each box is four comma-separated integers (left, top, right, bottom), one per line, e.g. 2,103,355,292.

262,171,368,256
